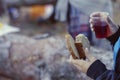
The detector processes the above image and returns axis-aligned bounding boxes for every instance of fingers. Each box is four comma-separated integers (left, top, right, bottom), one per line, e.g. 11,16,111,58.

107,16,112,24
107,16,117,27
69,55,73,62
72,63,82,71
84,48,96,62
70,57,86,67
84,48,91,61
89,18,95,31
84,48,89,56
89,23,94,31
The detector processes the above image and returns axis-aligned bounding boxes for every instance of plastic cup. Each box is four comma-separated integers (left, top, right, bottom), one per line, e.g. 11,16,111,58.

90,12,111,38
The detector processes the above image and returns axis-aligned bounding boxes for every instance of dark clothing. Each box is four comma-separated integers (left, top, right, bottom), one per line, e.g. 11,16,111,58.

87,27,120,80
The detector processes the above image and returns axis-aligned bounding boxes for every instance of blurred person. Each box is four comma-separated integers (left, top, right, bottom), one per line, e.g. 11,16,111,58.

69,12,120,80
55,0,113,45
0,0,5,16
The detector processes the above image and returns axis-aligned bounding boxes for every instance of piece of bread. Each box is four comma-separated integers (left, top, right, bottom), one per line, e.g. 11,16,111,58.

75,34,90,50
75,42,86,59
65,34,86,59
65,34,79,59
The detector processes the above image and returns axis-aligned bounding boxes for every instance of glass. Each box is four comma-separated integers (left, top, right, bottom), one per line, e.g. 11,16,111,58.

90,12,111,38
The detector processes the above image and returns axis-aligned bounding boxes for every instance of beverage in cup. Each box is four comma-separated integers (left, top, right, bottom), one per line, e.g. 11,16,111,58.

90,12,111,38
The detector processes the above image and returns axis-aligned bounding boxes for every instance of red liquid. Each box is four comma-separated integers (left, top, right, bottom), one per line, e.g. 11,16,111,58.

94,21,109,38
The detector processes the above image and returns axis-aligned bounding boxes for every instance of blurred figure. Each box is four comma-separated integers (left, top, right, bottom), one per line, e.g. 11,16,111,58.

55,0,113,44
29,5,54,21
7,5,54,22
0,0,5,16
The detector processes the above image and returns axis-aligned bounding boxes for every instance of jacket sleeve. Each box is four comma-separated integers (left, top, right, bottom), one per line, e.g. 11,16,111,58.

87,60,116,80
106,26,120,46
87,60,107,79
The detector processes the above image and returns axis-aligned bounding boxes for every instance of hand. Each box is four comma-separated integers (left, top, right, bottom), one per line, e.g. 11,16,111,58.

69,48,96,73
89,12,118,37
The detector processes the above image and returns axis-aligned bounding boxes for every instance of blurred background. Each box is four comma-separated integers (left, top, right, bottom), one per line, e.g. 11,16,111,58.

0,0,120,80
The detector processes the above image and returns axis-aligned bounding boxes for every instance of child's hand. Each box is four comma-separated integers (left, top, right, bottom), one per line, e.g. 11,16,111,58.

69,48,96,73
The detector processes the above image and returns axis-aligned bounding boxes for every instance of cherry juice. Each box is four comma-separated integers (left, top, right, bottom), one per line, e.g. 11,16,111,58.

94,21,109,38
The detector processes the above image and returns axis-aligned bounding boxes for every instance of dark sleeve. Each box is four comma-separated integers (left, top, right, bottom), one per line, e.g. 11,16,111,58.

87,60,107,79
87,60,120,80
107,26,120,46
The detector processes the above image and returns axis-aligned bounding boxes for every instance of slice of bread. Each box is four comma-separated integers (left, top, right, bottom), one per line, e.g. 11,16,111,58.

75,34,90,50
66,34,89,59
65,34,80,59
75,42,86,59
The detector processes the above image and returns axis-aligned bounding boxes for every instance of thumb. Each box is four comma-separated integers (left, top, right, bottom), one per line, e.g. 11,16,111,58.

107,16,113,24
107,16,118,33
84,48,90,58
107,16,116,27
84,48,95,61
71,59,86,67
